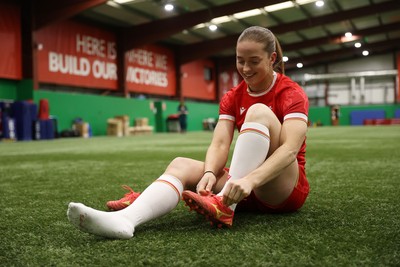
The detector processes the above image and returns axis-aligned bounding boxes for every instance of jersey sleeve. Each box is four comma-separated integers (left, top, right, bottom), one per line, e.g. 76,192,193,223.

219,90,236,122
279,82,309,123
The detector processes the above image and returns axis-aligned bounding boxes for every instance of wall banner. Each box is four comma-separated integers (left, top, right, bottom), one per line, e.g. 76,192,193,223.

125,45,176,96
36,20,117,90
0,3,21,80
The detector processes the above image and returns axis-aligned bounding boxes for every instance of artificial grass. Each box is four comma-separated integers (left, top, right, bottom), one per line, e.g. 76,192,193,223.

0,126,399,266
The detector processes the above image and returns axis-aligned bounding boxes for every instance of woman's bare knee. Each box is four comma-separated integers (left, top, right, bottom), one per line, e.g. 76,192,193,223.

165,157,204,188
245,103,276,127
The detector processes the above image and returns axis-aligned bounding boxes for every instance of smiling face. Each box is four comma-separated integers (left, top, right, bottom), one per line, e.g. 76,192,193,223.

236,40,276,92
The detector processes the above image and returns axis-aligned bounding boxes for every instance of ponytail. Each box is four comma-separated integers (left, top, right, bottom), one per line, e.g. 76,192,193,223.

273,36,284,75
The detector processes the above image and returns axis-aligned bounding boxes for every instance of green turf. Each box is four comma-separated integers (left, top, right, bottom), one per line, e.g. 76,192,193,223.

0,126,399,266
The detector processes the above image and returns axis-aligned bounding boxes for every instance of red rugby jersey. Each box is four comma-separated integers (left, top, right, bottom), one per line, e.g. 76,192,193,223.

219,72,309,166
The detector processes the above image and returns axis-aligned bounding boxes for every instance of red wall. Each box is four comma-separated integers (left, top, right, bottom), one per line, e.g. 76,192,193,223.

181,59,216,100
0,2,22,80
0,7,220,101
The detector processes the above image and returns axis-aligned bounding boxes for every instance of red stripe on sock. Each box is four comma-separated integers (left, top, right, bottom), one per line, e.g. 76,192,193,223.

240,127,270,140
155,179,181,203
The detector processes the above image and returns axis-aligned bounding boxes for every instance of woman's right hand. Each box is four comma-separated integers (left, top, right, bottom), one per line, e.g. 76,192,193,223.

196,172,217,194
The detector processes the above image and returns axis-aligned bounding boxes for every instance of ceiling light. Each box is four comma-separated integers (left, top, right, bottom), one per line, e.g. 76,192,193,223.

283,56,289,62
193,23,206,29
211,16,231,24
233,9,262,19
209,24,218,31
362,50,369,56
193,0,323,30
113,0,135,3
265,1,295,12
164,4,174,11
297,63,303,68
341,34,359,43
296,0,317,4
107,1,120,7
354,42,362,48
315,1,324,7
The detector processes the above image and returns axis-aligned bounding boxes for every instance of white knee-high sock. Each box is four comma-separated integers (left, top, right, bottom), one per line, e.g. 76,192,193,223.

218,122,270,210
119,174,183,226
67,174,183,239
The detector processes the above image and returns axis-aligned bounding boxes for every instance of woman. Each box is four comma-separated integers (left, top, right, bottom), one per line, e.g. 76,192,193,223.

67,26,309,239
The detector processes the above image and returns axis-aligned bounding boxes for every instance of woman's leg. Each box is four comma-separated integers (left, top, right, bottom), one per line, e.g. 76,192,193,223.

216,103,298,207
216,121,271,210
241,104,299,206
67,157,207,239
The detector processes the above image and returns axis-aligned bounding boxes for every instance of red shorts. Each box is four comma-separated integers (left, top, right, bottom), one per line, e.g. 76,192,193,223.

235,165,309,213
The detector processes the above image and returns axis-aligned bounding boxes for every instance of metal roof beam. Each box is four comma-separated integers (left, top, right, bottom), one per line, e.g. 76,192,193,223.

122,0,283,50
178,0,400,63
285,37,400,70
282,21,400,51
33,0,108,30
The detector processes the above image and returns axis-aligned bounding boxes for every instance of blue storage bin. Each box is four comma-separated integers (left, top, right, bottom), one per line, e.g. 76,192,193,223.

2,116,16,139
12,101,33,141
33,119,55,140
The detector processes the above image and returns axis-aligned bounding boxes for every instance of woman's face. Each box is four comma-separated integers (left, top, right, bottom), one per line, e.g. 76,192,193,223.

236,40,276,92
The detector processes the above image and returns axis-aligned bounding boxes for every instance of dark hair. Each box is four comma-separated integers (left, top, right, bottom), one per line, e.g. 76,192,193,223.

237,26,284,74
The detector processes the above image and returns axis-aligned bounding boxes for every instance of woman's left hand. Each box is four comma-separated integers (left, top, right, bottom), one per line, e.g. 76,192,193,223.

221,178,253,206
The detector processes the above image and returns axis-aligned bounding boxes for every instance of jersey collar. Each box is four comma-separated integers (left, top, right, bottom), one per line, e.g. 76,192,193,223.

247,71,277,97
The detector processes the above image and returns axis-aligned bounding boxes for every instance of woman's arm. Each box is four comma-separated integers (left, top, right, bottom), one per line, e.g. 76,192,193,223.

245,119,307,189
221,119,307,205
196,119,235,193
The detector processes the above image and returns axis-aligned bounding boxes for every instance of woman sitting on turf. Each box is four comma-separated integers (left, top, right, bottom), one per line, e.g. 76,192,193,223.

67,26,310,239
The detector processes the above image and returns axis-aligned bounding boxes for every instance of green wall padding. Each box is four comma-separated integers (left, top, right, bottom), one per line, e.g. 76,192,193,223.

160,99,219,132
33,90,220,135
338,104,400,126
308,104,400,126
0,79,18,100
309,106,331,126
6,87,398,135
16,79,34,100
34,90,155,136
0,79,34,101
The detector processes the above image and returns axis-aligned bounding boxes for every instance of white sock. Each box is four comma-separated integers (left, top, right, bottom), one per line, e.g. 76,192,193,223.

218,122,270,210
67,202,134,239
67,174,183,239
119,174,183,226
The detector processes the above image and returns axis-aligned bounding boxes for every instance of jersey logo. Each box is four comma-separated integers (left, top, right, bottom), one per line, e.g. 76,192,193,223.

240,107,246,115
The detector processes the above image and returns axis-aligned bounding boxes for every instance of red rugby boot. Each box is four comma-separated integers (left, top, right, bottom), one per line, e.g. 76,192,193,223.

182,190,234,228
106,185,140,211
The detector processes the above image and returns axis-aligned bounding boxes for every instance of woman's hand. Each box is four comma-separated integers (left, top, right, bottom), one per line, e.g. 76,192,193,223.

196,172,217,194
221,178,253,206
